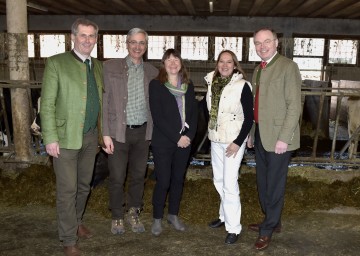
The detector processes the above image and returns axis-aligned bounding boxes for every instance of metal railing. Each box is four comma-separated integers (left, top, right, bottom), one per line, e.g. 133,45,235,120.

0,80,359,167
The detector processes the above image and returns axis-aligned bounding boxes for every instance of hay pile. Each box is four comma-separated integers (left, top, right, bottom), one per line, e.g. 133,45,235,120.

1,164,359,225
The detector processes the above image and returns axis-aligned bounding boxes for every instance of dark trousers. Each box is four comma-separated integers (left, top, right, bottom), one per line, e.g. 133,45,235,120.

254,125,292,237
151,145,191,219
53,128,98,246
108,125,149,219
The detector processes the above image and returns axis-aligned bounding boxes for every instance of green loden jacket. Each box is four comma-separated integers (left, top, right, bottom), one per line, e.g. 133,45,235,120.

251,53,302,152
40,51,104,150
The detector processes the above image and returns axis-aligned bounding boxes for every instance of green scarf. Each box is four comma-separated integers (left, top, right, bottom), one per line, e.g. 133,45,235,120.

165,81,188,126
209,74,232,130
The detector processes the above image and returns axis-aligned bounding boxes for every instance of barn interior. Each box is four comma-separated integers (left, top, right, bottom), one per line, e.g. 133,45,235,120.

0,0,360,255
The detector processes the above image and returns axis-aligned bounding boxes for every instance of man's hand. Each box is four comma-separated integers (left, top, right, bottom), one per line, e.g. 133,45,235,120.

46,142,60,158
102,136,114,154
275,140,288,154
247,135,254,148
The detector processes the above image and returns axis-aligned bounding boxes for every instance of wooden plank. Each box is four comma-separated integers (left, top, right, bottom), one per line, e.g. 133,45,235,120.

229,0,240,16
267,0,293,15
182,0,196,15
328,1,360,18
289,0,321,16
137,0,158,15
159,0,178,15
34,0,93,14
308,0,345,17
111,0,138,14
249,0,266,16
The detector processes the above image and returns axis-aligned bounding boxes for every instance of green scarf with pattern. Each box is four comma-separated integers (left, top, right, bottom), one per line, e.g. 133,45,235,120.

165,81,188,126
209,74,233,130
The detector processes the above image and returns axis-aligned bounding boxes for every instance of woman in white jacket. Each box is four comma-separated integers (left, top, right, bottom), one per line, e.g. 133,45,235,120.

205,50,254,244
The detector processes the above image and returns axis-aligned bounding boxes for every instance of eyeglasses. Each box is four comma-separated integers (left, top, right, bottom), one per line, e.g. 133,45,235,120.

127,40,147,47
254,39,276,47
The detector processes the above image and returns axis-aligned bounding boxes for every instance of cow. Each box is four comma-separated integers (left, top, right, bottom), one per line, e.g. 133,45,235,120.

347,96,360,159
339,80,360,159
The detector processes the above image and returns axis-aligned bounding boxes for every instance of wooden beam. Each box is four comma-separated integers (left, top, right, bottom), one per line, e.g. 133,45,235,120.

229,0,240,16
111,0,138,14
182,0,196,15
137,0,158,15
348,12,360,19
159,0,178,15
53,0,117,14
35,0,98,14
29,0,78,14
249,0,266,16
290,0,323,16
328,1,360,18
267,0,292,15
309,0,350,18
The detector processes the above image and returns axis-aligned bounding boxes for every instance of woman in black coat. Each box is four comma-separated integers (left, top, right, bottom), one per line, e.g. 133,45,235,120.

149,49,198,236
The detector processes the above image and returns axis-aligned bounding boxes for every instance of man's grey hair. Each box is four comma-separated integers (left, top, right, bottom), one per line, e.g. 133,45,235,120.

127,28,149,43
71,18,99,36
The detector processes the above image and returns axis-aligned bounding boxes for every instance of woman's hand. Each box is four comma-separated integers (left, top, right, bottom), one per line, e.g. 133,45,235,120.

177,135,191,148
226,143,240,158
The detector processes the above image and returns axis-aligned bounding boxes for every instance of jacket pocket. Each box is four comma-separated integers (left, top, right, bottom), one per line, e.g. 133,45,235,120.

56,118,66,139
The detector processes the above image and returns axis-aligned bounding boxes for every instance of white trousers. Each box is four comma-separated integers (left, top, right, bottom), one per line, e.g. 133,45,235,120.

211,141,246,234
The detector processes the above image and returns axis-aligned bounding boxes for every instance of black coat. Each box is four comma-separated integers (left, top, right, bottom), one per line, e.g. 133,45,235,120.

149,79,198,148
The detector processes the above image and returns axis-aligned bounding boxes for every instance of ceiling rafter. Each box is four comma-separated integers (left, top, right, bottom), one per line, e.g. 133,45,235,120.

63,0,106,14
309,0,348,18
30,0,83,14
182,0,196,15
0,0,359,20
110,0,138,14
159,0,178,15
229,0,240,16
137,0,158,15
289,0,322,16
267,0,292,15
249,0,266,16
328,1,360,18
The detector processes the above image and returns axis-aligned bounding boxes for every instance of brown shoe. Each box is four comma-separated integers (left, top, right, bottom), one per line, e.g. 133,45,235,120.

63,245,80,256
77,224,93,239
248,223,281,233
254,236,271,250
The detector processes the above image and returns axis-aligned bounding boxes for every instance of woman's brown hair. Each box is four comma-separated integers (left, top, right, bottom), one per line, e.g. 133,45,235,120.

157,48,190,84
213,50,247,80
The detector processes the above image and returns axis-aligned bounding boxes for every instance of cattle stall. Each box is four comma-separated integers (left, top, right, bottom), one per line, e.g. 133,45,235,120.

0,80,359,168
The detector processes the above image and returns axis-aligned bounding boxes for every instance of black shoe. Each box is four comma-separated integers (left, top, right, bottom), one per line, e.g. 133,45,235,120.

225,233,239,244
208,219,224,228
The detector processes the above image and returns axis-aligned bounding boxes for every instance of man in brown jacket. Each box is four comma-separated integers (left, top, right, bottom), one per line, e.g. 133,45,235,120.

102,28,158,235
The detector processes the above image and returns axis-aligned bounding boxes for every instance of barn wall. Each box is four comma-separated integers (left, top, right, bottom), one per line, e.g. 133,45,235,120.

1,15,360,37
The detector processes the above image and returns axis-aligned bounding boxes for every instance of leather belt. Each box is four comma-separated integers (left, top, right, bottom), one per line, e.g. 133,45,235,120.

126,122,147,129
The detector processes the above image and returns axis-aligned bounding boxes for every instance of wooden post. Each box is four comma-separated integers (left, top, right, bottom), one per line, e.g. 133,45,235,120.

6,0,33,163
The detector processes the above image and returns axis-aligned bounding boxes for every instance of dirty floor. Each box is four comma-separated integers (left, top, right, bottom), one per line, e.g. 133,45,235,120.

1,165,360,256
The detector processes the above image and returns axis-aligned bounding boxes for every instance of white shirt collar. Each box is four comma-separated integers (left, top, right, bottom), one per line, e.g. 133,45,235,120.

73,49,91,64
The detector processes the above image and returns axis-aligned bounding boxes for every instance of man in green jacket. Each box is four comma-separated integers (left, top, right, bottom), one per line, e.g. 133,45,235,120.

40,18,103,256
247,28,302,251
